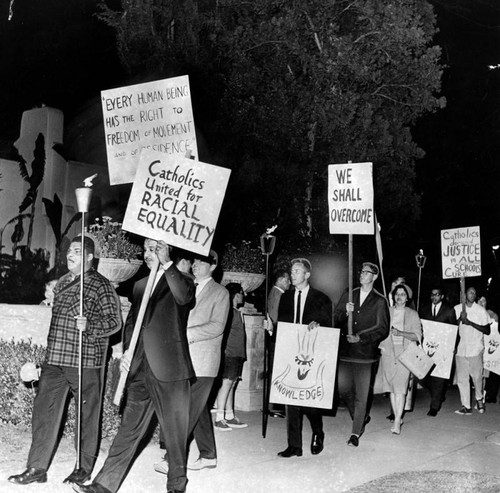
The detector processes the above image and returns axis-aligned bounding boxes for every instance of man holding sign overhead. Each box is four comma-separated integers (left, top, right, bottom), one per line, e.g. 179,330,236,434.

74,239,195,493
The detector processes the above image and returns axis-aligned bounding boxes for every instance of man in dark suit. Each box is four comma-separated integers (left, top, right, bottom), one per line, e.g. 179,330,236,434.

275,258,332,458
420,286,458,416
74,239,195,493
334,262,389,448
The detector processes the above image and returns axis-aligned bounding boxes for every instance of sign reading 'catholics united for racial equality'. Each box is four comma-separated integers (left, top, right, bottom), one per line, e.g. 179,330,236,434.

101,75,198,185
441,226,481,279
122,149,230,256
270,322,339,409
328,162,374,235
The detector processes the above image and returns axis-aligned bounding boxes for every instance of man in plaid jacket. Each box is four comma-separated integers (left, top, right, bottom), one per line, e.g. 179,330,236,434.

8,236,122,487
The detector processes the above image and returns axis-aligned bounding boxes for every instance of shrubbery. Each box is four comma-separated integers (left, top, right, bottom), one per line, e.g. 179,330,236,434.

0,339,122,438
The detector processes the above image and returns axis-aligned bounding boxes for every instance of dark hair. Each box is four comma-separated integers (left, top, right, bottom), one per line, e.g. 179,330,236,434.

225,282,243,299
71,235,95,255
170,247,194,264
272,267,289,284
391,283,410,304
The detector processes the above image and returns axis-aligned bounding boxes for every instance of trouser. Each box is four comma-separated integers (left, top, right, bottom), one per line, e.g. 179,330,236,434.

286,405,323,449
188,376,217,460
27,364,103,473
337,360,374,436
94,363,191,492
455,353,484,409
425,375,448,411
485,371,500,402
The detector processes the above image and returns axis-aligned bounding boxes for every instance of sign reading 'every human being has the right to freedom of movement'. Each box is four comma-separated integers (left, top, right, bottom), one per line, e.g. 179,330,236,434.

328,162,374,235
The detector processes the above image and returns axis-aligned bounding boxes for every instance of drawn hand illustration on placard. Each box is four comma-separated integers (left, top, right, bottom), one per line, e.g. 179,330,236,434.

488,339,500,355
423,339,439,358
272,325,326,402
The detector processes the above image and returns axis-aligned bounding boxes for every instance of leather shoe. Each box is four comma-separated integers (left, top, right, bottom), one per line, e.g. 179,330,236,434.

277,446,303,458
8,468,47,484
347,434,359,447
72,482,113,493
310,433,324,455
63,467,91,485
427,408,438,417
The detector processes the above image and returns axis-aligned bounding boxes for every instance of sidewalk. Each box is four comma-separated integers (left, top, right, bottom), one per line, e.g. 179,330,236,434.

1,386,499,493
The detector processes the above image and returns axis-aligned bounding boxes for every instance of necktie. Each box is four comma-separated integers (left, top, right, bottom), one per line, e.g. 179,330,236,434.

295,290,302,324
433,305,436,318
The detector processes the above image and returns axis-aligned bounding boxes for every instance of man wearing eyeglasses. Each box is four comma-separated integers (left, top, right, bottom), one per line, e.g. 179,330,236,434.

419,286,457,416
334,262,389,447
274,258,332,458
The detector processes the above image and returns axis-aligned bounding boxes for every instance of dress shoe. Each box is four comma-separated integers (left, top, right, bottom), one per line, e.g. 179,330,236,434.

269,410,286,418
72,482,113,493
277,446,303,458
427,408,438,417
8,467,47,485
310,433,324,455
187,457,217,471
347,435,359,447
386,413,395,422
63,467,91,485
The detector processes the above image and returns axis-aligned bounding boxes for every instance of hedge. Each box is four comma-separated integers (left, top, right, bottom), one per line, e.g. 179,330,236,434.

0,338,122,438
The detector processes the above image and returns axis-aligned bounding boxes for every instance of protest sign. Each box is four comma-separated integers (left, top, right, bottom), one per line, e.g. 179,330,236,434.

122,149,230,256
422,319,458,379
484,321,500,376
441,226,481,279
270,322,339,409
328,162,374,235
101,75,197,185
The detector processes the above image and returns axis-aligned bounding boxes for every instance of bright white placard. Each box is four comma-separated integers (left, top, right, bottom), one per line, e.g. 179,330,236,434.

101,75,198,185
328,162,374,235
441,226,481,279
270,322,339,409
122,149,230,256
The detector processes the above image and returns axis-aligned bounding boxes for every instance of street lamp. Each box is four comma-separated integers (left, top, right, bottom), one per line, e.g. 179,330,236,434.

415,249,427,312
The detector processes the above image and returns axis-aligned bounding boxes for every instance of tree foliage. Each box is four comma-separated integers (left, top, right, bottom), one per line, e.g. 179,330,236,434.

99,0,445,249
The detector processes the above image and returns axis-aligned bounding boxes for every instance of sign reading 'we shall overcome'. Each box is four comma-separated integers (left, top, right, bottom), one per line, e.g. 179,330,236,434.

328,162,374,235
122,149,230,256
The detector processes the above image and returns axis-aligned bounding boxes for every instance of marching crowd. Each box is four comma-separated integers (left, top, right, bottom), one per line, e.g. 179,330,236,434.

7,237,498,493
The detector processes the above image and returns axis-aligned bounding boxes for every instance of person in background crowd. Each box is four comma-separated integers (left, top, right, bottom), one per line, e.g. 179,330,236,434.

379,284,422,434
40,278,58,307
478,295,500,404
273,258,332,458
266,267,291,418
186,251,230,471
9,236,121,487
214,282,248,431
419,286,457,416
454,286,490,415
334,262,389,447
74,239,194,493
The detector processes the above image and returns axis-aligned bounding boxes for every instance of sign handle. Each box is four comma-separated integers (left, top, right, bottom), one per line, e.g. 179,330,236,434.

348,234,353,335
113,258,159,406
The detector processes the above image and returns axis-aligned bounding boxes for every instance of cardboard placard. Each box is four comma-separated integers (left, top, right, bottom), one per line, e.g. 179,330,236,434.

484,321,500,377
441,226,481,279
328,162,374,235
270,322,339,409
101,75,197,185
422,319,458,379
122,149,230,255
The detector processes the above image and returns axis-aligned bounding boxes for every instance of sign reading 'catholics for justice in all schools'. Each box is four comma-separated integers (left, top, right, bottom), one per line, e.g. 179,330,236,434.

101,75,198,185
441,226,481,279
328,162,374,235
122,149,231,256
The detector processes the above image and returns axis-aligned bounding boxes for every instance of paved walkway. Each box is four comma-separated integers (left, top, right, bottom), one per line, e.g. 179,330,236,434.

2,386,499,493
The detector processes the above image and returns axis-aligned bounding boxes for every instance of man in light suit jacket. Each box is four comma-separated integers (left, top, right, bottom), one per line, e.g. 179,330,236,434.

275,258,332,458
74,239,195,493
186,250,230,471
420,286,457,416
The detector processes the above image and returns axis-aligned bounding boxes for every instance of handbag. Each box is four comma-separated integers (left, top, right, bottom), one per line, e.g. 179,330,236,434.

397,342,434,380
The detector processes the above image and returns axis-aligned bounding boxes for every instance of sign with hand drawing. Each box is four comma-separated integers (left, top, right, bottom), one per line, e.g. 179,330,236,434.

270,322,339,409
421,319,458,379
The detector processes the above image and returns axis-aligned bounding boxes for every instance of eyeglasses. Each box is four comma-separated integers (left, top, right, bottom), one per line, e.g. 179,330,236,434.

431,292,441,297
360,270,375,275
